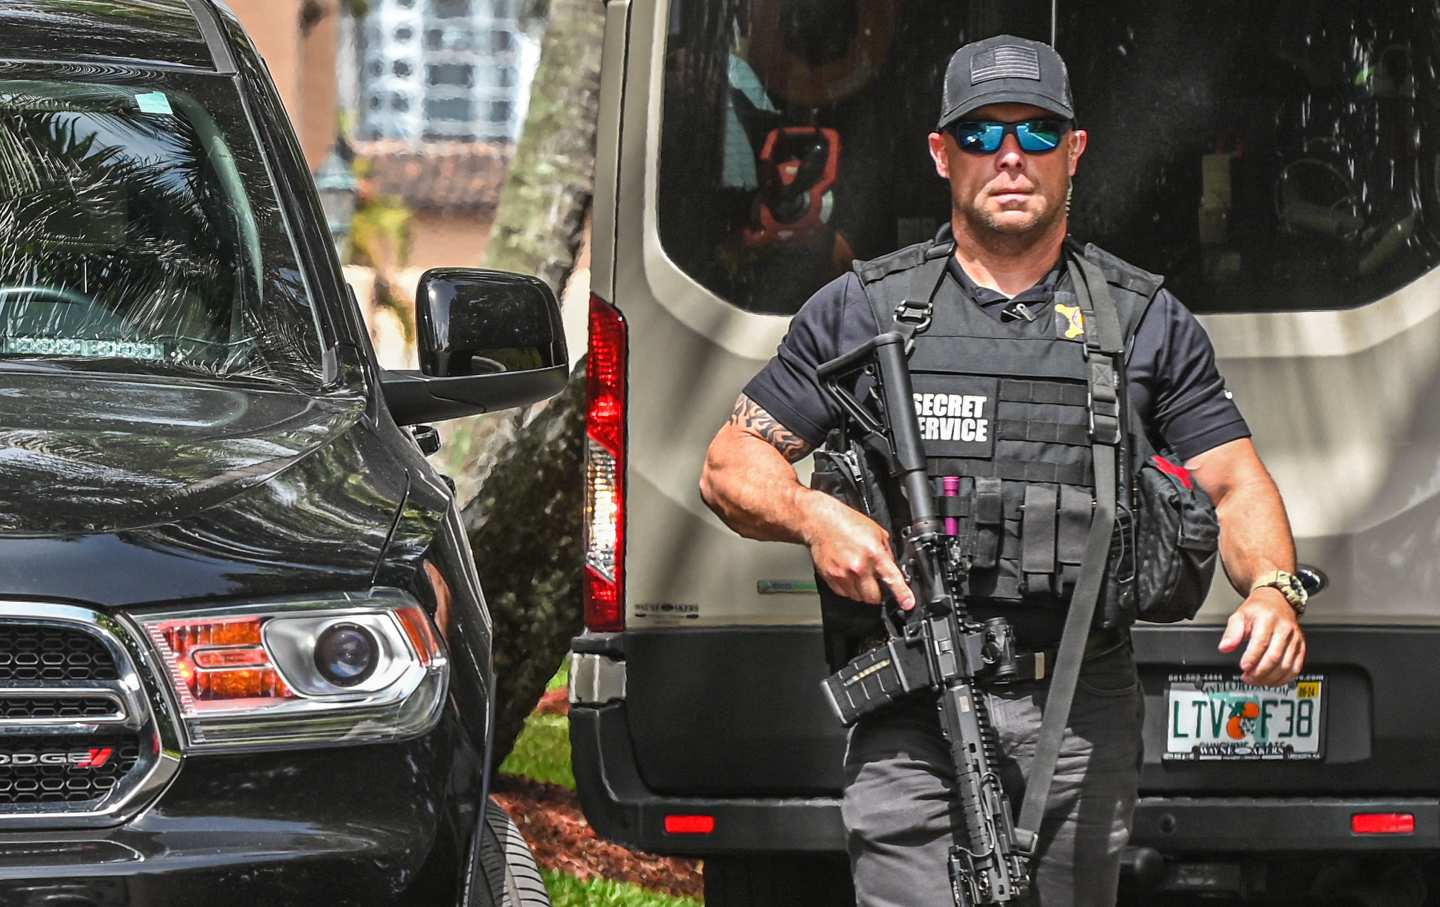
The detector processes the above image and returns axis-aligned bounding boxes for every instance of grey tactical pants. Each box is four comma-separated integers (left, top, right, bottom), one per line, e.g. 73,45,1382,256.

842,636,1142,907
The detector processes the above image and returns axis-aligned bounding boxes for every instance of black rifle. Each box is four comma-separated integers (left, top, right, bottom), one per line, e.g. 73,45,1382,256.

815,331,1035,906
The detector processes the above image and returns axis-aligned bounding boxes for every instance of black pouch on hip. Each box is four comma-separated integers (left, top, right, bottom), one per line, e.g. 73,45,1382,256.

810,434,890,666
1130,435,1220,623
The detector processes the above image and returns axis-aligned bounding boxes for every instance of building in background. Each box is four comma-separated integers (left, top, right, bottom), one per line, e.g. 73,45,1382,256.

226,0,343,172
358,139,510,276
357,0,539,144
344,0,544,336
222,0,550,368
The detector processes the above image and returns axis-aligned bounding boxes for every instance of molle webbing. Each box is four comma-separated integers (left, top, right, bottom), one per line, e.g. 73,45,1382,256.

929,458,1093,487
929,475,1092,599
995,418,1090,447
999,380,1088,407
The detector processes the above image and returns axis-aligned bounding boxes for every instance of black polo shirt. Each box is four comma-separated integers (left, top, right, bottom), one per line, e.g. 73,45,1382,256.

744,250,1249,462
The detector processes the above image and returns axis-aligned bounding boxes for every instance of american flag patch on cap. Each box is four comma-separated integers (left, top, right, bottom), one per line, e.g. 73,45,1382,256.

970,45,1041,83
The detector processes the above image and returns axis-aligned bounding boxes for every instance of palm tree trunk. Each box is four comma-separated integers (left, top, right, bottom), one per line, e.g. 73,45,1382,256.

483,0,603,290
461,0,605,767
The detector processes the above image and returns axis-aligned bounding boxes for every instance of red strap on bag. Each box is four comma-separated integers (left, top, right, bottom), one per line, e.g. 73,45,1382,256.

1152,454,1194,490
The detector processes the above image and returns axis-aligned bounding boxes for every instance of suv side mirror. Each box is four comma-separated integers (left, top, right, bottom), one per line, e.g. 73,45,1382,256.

382,268,569,425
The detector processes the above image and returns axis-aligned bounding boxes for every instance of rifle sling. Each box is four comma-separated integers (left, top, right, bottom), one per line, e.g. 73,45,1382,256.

1016,252,1125,838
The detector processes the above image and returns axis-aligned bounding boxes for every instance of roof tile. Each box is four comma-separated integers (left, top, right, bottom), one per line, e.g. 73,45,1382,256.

356,140,512,213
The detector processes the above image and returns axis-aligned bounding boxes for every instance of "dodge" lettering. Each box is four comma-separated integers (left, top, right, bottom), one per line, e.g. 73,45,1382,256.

0,747,113,768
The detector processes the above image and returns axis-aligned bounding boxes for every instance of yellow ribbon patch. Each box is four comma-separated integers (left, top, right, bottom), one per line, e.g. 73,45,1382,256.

1055,302,1085,340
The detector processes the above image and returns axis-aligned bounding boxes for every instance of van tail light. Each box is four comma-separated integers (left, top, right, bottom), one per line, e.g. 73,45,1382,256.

585,293,627,633
1352,813,1414,835
664,814,716,835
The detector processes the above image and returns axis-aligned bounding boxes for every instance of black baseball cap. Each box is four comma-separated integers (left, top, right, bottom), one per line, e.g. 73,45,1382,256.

937,34,1074,130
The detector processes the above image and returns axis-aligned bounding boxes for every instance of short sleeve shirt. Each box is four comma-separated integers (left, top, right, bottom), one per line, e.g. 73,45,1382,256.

743,252,1249,462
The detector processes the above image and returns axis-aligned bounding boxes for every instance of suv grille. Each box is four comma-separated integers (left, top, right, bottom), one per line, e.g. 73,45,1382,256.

0,625,119,682
0,736,142,806
0,696,121,721
0,610,173,826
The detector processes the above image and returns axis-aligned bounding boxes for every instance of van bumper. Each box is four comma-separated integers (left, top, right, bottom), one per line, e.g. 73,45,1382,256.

572,698,1440,857
1131,796,1440,852
569,701,845,854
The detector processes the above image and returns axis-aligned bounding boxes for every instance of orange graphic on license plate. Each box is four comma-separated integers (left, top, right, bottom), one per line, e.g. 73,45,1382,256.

1226,700,1261,739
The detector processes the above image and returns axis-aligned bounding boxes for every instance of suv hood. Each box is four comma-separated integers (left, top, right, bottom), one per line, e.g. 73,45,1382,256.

0,372,419,607
0,373,365,536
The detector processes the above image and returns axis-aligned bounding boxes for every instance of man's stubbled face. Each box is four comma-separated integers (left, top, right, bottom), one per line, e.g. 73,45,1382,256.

928,102,1087,240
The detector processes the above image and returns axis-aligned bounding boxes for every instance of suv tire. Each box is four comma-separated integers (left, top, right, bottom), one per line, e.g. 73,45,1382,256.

464,798,550,907
704,854,854,907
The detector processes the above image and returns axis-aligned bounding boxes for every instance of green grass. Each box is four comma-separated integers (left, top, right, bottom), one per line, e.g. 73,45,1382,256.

499,711,574,788
544,870,702,907
547,661,569,692
514,666,704,902
499,663,575,789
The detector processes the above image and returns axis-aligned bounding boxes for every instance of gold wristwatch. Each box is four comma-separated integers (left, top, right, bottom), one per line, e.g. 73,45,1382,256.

1251,569,1308,617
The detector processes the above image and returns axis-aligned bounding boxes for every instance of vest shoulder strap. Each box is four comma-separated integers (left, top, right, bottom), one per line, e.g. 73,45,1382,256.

853,235,952,284
852,236,954,331
1071,240,1165,353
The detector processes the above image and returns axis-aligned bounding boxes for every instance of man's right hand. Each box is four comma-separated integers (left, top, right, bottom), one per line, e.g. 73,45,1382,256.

800,491,915,610
700,395,913,610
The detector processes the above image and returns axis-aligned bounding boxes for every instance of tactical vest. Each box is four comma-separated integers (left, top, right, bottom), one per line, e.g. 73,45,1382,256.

840,235,1163,616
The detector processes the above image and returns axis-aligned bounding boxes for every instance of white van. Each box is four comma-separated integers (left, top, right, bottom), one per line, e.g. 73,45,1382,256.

573,1,1440,903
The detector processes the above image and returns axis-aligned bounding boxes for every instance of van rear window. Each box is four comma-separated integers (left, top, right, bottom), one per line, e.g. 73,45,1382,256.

658,0,1440,316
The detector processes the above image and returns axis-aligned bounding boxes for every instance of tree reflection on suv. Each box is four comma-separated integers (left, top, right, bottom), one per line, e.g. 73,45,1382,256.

0,77,321,387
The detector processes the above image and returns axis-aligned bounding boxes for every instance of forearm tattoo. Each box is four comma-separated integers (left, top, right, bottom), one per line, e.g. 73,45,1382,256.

730,394,813,462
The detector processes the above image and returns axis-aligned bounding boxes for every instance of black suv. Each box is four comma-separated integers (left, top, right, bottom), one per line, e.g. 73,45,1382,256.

0,2,562,904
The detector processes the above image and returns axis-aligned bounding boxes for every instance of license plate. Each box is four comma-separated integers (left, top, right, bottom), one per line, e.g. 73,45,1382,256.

1164,673,1325,761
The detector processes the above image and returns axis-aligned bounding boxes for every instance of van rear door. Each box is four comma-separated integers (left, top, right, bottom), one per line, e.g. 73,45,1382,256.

584,0,1440,828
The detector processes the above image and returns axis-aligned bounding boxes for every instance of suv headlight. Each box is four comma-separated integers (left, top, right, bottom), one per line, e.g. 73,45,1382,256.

130,588,448,752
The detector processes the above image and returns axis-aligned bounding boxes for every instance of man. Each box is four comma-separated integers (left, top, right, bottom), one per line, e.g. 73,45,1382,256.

699,34,1307,907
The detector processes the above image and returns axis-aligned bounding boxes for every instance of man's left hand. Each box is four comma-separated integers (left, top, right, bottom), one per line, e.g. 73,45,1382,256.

1217,588,1307,686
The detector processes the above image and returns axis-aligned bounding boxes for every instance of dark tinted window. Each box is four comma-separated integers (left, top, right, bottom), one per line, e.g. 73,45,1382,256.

433,0,470,18
1060,1,1440,312
0,75,324,388
0,1,211,70
428,63,474,88
425,97,472,122
658,0,1440,315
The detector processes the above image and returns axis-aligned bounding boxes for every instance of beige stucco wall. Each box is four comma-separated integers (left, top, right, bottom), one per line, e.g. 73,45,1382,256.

407,212,495,273
298,7,342,171
226,0,339,172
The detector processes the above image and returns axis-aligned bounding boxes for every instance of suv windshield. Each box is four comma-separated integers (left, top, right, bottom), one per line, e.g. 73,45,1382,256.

659,0,1440,315
0,75,323,387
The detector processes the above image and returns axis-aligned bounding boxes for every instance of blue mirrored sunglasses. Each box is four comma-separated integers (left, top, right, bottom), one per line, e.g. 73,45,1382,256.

948,119,1071,154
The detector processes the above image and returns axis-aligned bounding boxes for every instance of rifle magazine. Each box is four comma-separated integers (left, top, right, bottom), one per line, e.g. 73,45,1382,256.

820,637,930,726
